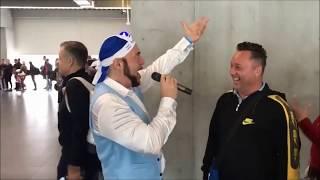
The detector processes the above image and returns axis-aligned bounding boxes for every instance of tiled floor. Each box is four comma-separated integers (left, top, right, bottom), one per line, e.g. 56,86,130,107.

1,76,61,180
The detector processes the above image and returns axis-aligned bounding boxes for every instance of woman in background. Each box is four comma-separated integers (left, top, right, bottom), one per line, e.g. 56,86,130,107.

290,101,320,180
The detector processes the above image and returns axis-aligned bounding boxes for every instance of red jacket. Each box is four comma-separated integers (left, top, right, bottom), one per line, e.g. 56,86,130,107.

298,115,320,171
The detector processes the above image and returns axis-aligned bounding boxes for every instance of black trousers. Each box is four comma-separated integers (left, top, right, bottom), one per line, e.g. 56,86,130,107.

57,149,102,180
31,75,37,89
4,75,12,89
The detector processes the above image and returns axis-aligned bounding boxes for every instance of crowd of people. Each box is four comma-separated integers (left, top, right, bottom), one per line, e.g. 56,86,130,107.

0,56,97,92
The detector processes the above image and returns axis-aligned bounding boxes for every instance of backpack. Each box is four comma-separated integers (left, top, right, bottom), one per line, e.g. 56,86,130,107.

63,77,95,145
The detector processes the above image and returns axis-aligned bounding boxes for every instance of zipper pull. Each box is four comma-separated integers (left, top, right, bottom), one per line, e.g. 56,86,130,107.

236,103,240,111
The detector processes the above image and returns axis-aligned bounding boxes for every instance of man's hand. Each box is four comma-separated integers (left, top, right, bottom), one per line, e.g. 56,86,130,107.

182,17,209,43
160,74,178,99
67,165,82,180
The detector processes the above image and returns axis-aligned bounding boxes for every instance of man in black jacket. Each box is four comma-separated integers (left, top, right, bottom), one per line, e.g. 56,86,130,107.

201,42,300,180
57,41,101,180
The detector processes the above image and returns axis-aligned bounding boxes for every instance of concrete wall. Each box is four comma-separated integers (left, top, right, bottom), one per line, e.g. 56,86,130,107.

131,1,319,179
12,9,130,55
1,9,15,59
1,28,7,59
131,1,195,179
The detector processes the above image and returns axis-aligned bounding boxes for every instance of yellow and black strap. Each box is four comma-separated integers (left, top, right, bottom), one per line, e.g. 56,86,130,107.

268,95,300,180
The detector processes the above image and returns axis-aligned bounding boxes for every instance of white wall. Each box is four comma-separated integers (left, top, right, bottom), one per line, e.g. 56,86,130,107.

1,9,15,59
1,28,7,59
12,9,131,56
131,2,195,178
1,9,10,28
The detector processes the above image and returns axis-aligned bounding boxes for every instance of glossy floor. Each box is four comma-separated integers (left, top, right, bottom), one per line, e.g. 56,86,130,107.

1,77,60,180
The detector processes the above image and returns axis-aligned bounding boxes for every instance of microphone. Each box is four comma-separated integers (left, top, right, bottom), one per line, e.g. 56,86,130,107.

151,72,192,95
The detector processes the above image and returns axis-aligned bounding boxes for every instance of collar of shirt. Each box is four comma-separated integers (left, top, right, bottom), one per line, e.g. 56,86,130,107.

233,82,265,100
233,82,265,111
102,77,150,119
103,77,134,98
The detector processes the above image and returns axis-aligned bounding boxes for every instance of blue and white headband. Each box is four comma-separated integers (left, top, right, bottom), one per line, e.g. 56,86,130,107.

92,31,136,85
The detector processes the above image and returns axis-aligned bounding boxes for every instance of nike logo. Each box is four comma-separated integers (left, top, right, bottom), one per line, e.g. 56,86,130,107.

242,118,255,125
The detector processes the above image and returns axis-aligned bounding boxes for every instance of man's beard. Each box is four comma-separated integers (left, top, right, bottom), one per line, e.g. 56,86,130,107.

122,58,140,87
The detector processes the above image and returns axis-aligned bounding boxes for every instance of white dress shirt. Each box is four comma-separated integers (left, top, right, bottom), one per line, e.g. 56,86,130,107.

91,37,193,170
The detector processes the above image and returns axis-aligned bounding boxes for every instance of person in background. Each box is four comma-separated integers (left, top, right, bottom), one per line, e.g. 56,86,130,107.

54,58,63,92
29,61,39,90
290,100,320,180
13,58,22,70
43,58,53,90
13,59,22,90
0,59,6,90
16,61,27,90
85,58,96,81
4,59,13,91
57,41,101,180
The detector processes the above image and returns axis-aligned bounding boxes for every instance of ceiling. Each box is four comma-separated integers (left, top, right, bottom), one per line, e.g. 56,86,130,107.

0,0,130,8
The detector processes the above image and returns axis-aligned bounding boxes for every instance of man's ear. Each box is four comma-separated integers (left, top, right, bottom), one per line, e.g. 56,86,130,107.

64,55,74,67
254,65,263,77
112,58,123,70
118,58,126,67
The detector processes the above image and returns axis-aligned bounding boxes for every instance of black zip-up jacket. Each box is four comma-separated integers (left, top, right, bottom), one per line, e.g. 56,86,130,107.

202,83,300,180
58,69,91,166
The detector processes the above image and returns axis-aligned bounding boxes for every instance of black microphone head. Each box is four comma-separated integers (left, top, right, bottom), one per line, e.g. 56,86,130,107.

151,72,161,82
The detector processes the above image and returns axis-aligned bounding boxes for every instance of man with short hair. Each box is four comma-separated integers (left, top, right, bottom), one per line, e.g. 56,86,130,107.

202,42,301,180
57,41,101,180
90,17,208,179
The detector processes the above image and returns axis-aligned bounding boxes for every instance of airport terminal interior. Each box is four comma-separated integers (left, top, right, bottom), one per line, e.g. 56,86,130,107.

1,0,319,179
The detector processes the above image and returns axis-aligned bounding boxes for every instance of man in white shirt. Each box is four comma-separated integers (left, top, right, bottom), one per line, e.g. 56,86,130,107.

90,17,208,180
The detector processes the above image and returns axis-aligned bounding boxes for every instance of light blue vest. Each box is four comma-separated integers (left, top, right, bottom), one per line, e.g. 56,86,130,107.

90,83,162,180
